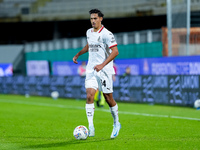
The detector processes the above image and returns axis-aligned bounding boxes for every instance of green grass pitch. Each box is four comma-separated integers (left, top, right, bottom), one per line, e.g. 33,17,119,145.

0,94,200,150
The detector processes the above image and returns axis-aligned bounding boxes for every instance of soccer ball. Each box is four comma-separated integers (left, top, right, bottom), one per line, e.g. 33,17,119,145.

51,91,59,100
194,99,200,109
73,125,88,140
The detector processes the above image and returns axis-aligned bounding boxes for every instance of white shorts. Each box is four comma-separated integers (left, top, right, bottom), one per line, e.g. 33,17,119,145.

85,70,113,93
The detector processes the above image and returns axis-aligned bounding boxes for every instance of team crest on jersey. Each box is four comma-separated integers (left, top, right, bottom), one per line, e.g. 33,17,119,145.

97,36,101,42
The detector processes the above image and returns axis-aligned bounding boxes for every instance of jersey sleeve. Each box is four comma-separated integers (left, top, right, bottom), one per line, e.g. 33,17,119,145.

86,29,91,43
104,32,117,49
86,29,90,37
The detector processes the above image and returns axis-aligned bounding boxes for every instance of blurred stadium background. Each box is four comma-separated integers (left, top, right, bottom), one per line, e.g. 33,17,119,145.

0,0,200,107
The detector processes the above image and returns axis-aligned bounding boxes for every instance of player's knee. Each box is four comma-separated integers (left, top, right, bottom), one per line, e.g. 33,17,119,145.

86,93,94,103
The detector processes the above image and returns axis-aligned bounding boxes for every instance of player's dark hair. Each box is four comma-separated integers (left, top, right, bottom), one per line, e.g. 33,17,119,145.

89,9,104,17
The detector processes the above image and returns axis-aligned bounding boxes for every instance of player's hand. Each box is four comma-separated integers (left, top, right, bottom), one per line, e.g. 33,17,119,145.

73,55,79,64
94,64,104,72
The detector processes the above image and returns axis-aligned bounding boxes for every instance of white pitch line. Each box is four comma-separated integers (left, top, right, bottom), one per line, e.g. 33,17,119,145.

0,99,200,121
0,99,84,110
170,116,200,121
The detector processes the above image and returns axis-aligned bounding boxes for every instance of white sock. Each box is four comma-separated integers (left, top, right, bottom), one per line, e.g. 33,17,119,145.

86,103,95,127
110,104,119,125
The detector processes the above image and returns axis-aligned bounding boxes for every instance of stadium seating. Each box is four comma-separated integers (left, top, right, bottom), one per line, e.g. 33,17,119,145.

0,0,36,17
0,0,199,21
27,0,166,21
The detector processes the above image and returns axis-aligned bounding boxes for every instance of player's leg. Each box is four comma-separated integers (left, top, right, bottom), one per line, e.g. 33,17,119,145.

103,93,120,125
85,75,98,137
103,93,121,139
85,88,96,137
100,73,119,125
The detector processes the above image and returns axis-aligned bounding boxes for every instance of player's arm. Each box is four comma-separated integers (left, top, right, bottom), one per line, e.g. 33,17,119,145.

94,46,119,72
73,44,89,64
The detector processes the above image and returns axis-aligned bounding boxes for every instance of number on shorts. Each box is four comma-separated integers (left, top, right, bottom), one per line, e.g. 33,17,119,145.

101,80,106,87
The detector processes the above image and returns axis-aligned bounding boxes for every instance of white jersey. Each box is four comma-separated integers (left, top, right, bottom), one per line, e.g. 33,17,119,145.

86,26,117,74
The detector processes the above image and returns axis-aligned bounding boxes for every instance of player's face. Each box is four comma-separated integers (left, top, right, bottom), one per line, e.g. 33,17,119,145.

90,13,102,30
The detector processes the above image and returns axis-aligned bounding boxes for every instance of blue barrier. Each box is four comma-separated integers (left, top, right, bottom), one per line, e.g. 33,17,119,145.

0,75,199,107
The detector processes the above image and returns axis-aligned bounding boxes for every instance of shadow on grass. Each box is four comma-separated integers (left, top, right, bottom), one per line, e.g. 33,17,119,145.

22,138,113,149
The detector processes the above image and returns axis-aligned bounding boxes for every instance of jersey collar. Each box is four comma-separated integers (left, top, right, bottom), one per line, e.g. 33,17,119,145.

98,25,104,33
91,25,104,33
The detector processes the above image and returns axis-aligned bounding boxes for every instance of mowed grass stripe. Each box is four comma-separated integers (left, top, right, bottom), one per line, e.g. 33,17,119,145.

0,98,200,121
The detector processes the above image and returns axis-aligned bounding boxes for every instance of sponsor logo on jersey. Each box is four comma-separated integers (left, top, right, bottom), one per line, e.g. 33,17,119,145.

89,44,101,52
89,44,101,48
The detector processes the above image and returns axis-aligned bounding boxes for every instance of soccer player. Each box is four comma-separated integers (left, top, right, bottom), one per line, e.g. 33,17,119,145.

73,8,121,139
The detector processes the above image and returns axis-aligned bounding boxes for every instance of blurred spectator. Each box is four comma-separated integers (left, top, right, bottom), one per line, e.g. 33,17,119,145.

94,89,105,108
113,61,118,74
123,66,131,76
112,61,118,82
78,61,86,76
